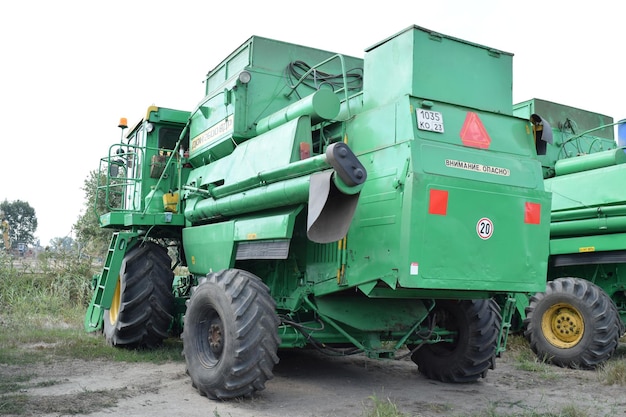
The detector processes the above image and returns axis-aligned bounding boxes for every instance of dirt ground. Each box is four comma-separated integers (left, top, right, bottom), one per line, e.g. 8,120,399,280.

4,343,626,417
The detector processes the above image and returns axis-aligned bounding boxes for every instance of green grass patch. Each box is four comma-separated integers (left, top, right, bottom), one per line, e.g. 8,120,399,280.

599,359,626,386
0,374,62,396
464,404,592,417
364,395,408,417
0,374,36,395
0,322,184,366
503,335,559,379
0,389,122,416
0,393,29,415
0,254,184,367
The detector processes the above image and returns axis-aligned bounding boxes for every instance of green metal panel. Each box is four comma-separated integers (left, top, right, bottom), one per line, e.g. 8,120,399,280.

233,207,302,241
185,116,316,196
406,179,549,293
184,208,303,276
420,142,542,188
413,104,537,158
315,296,431,332
214,116,314,185
146,106,190,125
123,213,185,226
340,144,549,295
550,233,626,255
364,25,513,114
547,164,626,212
183,222,235,275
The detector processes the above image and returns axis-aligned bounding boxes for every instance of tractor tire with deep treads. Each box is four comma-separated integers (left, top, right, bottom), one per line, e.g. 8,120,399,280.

523,277,621,369
103,242,174,348
182,269,280,400
410,299,500,383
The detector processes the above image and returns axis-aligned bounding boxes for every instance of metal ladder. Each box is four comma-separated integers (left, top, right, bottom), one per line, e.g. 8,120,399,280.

84,232,137,332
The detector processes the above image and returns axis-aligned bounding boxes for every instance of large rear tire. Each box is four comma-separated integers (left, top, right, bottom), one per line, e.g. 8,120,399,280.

524,277,621,369
183,269,280,400
103,242,174,348
410,299,500,382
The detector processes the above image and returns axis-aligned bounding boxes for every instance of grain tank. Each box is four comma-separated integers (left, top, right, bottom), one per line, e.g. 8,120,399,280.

85,25,551,399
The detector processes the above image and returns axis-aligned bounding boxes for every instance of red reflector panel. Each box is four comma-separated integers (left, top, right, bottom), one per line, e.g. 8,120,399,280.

460,112,491,149
429,189,448,215
524,202,541,224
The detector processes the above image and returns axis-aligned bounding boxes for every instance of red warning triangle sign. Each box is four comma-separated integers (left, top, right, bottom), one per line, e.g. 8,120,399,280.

460,112,491,149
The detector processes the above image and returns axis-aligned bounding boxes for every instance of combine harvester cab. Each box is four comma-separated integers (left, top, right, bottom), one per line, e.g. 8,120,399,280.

513,98,626,369
86,25,552,400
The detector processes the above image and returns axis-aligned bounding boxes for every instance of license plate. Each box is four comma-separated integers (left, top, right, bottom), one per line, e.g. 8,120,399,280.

416,109,444,133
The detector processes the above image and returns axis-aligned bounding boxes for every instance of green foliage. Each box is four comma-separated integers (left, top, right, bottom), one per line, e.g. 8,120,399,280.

0,393,28,415
0,374,36,395
0,250,184,367
73,170,114,260
0,199,37,248
0,248,95,321
49,236,74,252
364,395,408,417
505,335,558,377
599,360,626,386
0,324,184,366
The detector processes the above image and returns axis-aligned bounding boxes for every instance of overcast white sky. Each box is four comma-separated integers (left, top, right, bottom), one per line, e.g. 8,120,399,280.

1,0,623,246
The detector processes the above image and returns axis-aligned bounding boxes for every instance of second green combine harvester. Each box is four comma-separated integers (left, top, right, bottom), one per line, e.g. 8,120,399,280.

513,99,626,369
85,25,552,399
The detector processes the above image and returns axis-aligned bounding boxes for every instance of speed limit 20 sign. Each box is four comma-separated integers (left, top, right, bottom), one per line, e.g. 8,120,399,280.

476,218,493,240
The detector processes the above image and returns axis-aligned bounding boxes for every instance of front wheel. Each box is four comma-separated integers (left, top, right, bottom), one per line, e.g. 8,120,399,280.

183,269,280,400
524,277,621,369
410,299,500,382
103,241,174,348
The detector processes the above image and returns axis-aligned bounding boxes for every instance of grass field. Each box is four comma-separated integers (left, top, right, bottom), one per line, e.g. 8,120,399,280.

1,251,625,416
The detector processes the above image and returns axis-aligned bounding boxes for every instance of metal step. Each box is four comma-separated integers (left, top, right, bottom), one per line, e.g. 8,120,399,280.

84,232,138,332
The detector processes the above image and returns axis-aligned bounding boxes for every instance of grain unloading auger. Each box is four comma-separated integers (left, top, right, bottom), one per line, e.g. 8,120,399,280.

85,25,551,399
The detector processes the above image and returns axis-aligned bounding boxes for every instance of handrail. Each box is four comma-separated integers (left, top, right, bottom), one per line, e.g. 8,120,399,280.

284,54,354,119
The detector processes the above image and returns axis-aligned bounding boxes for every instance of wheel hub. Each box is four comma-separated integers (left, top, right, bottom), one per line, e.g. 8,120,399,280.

208,323,223,354
541,302,584,348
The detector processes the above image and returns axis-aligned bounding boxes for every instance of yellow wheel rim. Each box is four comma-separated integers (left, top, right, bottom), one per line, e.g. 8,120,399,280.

108,278,121,325
541,302,584,348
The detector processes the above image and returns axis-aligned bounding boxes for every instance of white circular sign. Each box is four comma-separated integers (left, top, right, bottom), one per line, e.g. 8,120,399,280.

476,218,493,240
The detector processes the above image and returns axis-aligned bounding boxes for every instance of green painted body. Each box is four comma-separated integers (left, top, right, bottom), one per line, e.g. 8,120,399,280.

86,26,551,357
513,98,626,326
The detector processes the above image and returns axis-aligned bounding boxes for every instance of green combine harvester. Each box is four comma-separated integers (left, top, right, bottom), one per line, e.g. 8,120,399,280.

512,99,626,369
85,25,552,399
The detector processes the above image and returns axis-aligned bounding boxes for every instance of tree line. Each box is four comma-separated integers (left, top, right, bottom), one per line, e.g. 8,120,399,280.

1,200,37,249
2,170,113,258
